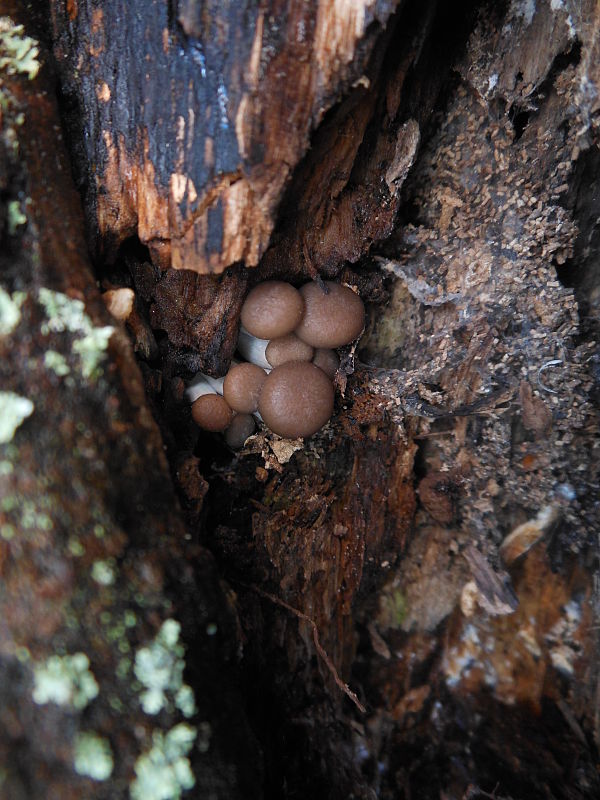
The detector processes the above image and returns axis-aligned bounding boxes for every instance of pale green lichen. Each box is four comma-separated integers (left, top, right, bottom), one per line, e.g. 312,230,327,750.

0,287,24,335
124,610,138,627
73,732,113,781
130,723,197,800
44,349,70,376
38,288,113,380
0,460,13,475
68,536,85,557
134,619,197,718
0,18,40,80
0,391,34,443
1,524,15,541
20,499,53,531
91,558,116,586
32,652,99,709
7,199,26,234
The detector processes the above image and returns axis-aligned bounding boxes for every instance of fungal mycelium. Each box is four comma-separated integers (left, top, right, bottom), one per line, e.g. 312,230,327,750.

187,279,365,447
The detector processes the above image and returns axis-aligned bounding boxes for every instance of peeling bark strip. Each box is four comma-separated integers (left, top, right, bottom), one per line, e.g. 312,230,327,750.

50,0,401,274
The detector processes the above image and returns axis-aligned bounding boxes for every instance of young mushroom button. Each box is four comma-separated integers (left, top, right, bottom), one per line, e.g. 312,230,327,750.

295,281,365,349
265,333,314,367
223,362,266,414
241,281,305,340
224,413,256,449
258,362,334,438
312,348,339,379
191,394,234,432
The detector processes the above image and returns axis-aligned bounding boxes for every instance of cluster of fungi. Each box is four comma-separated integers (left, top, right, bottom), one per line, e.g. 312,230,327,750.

188,280,365,448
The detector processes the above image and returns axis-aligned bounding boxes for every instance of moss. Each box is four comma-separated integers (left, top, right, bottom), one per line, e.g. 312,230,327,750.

0,391,34,443
73,732,113,781
0,17,40,80
38,288,113,380
32,652,99,710
130,723,197,800
379,588,408,629
133,619,197,718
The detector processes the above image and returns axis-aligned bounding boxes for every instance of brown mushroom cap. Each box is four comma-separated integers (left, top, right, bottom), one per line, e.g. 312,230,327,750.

265,333,314,367
224,413,256,449
241,281,304,339
191,394,234,432
295,281,365,348
258,362,334,438
223,362,267,413
312,348,339,379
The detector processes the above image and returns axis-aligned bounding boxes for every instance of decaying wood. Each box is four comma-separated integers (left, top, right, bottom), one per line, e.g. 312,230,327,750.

0,5,260,798
50,0,401,275
3,0,600,799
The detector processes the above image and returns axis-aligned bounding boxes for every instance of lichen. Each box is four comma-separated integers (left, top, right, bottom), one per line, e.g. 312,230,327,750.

133,619,197,718
32,652,99,710
0,391,34,443
0,287,24,335
44,349,70,376
38,288,113,380
91,558,116,586
130,723,197,800
7,199,26,234
73,732,114,781
68,536,85,557
0,17,40,80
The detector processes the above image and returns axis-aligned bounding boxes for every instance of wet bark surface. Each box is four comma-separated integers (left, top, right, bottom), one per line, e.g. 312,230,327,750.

2,0,600,799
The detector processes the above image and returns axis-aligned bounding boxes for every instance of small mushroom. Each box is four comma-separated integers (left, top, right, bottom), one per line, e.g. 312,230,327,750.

102,288,135,321
312,348,339,379
191,394,234,432
241,281,305,340
223,362,267,413
224,413,256,449
265,333,314,367
258,361,334,438
295,281,365,348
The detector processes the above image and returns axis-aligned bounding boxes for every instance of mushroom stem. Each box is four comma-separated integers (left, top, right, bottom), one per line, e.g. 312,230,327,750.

237,327,271,370
185,374,221,403
203,373,226,395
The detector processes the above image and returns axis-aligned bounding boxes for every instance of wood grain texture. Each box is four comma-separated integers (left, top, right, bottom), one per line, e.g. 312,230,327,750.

50,0,401,274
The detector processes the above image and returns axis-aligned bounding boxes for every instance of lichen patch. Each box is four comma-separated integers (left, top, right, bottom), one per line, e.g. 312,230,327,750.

38,288,113,379
0,17,40,79
32,652,99,710
130,723,197,800
73,732,113,781
0,391,34,443
133,619,197,718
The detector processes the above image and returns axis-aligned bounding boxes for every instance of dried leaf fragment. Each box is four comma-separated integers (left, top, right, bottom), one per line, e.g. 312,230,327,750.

519,380,552,437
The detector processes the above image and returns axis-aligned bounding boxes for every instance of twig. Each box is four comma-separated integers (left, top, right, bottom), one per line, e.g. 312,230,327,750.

243,582,367,714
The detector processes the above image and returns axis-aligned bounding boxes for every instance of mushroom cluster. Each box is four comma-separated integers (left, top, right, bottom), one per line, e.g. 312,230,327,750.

187,280,365,447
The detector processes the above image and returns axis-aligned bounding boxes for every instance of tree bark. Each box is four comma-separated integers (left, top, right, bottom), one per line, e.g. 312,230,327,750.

2,1,600,799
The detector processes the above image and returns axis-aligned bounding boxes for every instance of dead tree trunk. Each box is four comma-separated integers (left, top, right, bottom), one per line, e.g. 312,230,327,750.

1,0,599,798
